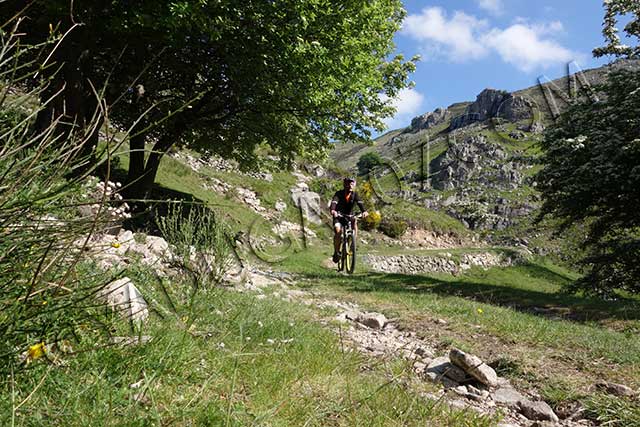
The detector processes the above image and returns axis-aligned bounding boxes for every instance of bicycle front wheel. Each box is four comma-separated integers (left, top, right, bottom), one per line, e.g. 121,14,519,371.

345,233,356,274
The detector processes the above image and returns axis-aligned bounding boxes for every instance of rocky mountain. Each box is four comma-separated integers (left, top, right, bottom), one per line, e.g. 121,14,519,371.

449,89,540,132
330,59,640,236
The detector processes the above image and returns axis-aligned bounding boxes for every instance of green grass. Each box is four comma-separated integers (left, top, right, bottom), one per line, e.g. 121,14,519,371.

11,129,637,426
378,199,469,236
1,266,498,427
274,246,640,395
111,144,302,234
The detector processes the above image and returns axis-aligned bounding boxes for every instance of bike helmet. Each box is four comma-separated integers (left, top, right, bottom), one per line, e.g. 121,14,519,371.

343,176,356,185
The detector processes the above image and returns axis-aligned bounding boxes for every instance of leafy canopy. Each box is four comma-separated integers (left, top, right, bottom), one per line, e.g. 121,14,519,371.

6,0,417,171
537,1,640,295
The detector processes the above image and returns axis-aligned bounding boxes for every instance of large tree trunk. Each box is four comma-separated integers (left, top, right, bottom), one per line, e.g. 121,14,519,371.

125,119,189,201
34,22,100,172
125,131,146,193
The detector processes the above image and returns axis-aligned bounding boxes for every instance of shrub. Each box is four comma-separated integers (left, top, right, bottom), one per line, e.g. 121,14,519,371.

361,210,381,231
357,152,383,176
156,202,233,287
0,25,120,373
379,215,408,238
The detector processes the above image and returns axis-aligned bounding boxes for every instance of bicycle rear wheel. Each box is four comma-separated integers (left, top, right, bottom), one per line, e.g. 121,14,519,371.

345,233,356,274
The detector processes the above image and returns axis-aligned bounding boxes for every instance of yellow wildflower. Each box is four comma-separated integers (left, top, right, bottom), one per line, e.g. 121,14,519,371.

111,242,121,248
477,308,484,314
27,342,46,361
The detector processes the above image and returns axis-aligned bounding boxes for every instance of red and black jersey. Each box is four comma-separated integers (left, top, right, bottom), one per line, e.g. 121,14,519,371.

330,190,365,215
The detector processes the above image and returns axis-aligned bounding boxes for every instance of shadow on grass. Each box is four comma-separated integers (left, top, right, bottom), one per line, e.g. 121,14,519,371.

294,260,640,324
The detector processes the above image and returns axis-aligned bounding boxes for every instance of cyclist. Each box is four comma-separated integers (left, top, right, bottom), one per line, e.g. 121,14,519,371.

329,177,368,263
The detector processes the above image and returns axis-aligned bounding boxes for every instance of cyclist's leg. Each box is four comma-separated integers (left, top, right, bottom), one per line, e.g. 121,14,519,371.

332,218,342,262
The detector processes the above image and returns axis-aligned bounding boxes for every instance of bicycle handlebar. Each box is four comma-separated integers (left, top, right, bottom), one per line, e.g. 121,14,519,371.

336,213,364,219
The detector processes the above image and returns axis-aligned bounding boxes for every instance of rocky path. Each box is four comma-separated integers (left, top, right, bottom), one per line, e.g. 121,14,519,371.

233,267,597,427
88,224,628,427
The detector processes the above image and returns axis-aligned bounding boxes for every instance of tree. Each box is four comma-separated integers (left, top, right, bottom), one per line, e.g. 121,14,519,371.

593,0,640,58
357,152,384,176
536,1,640,295
3,1,416,199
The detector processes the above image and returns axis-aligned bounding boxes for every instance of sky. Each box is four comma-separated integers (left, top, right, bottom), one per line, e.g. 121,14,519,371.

381,0,615,131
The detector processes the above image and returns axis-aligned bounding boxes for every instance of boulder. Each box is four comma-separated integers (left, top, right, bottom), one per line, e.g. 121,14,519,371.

356,312,387,329
449,348,498,388
426,357,468,383
518,400,559,422
595,380,637,397
290,190,323,224
99,277,148,322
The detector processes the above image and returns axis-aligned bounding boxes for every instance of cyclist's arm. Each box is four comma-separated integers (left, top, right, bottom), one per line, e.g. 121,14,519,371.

354,192,367,216
329,192,339,217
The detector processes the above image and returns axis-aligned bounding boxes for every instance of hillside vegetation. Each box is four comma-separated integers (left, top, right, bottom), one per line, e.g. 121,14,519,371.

2,2,640,426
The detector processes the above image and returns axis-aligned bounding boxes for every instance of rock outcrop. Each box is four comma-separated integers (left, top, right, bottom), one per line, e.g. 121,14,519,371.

410,108,451,132
432,134,524,191
450,89,536,130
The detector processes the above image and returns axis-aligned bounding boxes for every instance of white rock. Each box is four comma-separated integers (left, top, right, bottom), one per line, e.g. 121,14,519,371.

146,236,169,257
275,201,287,212
426,357,468,383
99,277,148,322
518,400,559,422
290,190,323,224
449,348,498,388
595,380,637,397
493,386,526,407
118,229,135,243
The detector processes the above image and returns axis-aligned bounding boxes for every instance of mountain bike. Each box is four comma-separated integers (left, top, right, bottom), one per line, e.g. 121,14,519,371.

336,213,362,274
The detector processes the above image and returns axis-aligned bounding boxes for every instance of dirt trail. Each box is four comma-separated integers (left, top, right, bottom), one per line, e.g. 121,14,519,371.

230,266,595,427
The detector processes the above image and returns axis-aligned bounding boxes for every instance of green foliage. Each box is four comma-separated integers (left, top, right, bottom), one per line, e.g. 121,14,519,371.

536,4,640,296
358,181,381,230
536,68,640,295
0,28,117,373
378,215,408,238
357,151,384,176
156,202,233,287
583,393,640,427
4,0,417,197
593,0,640,58
361,210,382,231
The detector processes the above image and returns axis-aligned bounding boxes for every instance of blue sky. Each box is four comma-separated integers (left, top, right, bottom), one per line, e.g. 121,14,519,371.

381,0,614,130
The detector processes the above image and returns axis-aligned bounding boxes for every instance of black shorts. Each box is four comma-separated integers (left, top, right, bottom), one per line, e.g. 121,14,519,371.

333,215,355,228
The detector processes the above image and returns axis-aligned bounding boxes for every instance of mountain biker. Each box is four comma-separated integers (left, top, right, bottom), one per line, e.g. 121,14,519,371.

329,177,368,263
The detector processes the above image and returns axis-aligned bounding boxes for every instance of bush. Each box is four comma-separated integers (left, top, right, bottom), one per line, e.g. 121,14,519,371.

357,152,383,176
0,25,119,373
156,202,233,287
361,210,381,231
379,215,408,238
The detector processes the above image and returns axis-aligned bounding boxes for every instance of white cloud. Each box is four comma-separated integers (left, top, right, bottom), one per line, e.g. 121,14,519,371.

482,23,574,72
402,7,489,61
402,8,578,72
533,20,564,35
380,88,425,130
477,0,504,15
